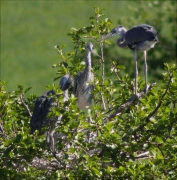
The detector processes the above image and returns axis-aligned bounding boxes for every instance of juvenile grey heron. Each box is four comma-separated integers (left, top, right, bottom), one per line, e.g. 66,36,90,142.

103,24,158,96
73,42,94,109
30,74,72,134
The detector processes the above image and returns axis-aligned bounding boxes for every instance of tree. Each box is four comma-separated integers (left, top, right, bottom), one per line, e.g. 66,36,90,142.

0,6,177,180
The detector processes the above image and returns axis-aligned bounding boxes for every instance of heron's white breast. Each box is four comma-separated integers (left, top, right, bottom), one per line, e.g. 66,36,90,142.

137,40,157,51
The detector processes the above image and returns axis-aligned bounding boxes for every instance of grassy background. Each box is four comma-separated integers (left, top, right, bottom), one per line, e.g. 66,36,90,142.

1,1,176,96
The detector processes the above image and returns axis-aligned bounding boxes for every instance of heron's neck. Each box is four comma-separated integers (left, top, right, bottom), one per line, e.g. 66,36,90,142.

117,27,128,48
117,38,128,48
85,50,91,72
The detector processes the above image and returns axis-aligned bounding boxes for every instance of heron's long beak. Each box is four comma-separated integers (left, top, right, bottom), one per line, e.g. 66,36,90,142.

102,26,125,41
102,32,114,40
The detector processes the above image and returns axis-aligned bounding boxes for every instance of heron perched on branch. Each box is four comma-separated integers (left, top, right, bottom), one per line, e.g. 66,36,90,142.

73,42,94,109
30,75,72,134
102,24,158,96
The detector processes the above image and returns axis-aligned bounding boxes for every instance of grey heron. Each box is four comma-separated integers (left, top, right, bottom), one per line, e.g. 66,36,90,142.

102,24,158,96
73,42,94,109
30,74,72,134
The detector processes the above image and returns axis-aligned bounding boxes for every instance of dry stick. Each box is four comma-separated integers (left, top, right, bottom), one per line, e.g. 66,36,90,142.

104,83,156,123
136,151,150,158
20,93,32,117
125,151,152,160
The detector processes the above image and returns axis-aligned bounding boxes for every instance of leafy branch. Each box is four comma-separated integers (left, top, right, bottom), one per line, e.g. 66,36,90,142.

104,83,156,122
132,65,173,134
20,93,32,118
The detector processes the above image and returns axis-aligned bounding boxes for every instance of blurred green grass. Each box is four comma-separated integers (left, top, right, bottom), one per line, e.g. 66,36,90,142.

1,1,175,96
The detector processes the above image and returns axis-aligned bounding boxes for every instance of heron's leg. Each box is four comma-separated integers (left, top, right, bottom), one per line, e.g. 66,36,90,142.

144,51,148,93
133,50,138,96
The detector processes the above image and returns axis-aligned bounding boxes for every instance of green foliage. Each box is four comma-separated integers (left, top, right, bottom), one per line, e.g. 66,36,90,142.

1,5,177,180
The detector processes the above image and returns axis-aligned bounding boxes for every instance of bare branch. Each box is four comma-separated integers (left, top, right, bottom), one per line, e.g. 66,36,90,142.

20,93,32,117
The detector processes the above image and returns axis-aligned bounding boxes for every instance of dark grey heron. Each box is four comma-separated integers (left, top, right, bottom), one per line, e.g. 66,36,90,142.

73,42,94,109
30,74,72,134
102,24,158,96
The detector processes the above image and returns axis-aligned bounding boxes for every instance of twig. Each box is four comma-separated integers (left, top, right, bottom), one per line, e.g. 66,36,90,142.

20,93,32,117
136,151,150,158
0,123,9,139
163,165,177,175
104,83,156,122
100,42,106,110
125,151,152,161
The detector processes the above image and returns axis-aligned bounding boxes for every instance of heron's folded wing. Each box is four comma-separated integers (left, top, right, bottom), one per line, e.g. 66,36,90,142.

125,24,158,44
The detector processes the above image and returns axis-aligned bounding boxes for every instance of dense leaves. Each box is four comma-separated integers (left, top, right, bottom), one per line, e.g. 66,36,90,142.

1,5,177,180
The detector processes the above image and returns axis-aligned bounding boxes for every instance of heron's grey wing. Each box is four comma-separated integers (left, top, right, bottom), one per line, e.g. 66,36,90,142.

73,77,79,97
125,24,158,45
60,75,72,91
30,90,55,134
73,72,82,97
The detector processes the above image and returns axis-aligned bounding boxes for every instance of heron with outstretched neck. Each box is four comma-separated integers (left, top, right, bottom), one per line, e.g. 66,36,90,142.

102,24,158,96
73,42,94,109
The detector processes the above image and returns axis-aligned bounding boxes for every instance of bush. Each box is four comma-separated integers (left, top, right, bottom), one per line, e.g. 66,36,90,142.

0,6,177,180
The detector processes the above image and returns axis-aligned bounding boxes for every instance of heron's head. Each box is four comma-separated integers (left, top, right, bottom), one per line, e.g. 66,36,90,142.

59,75,72,91
102,26,127,40
87,42,94,52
